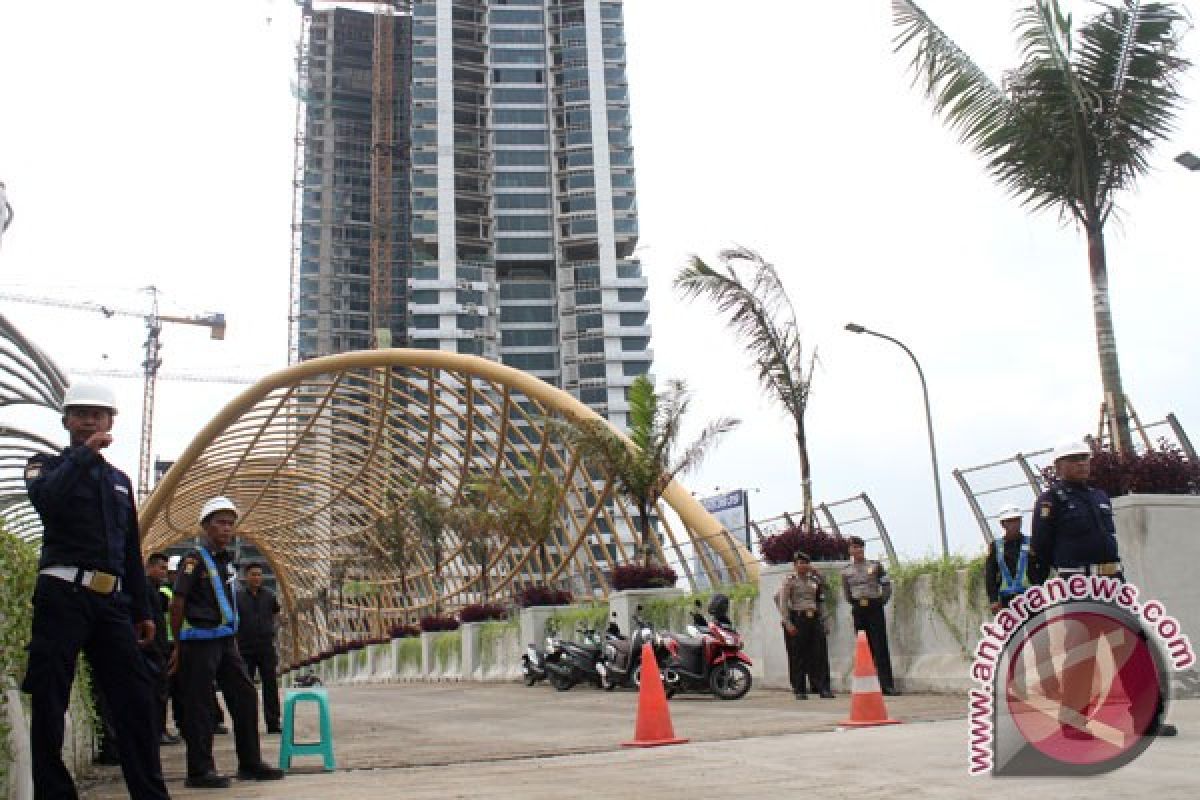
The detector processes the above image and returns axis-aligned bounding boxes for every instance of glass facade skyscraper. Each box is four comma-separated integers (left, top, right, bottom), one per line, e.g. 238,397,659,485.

293,0,650,429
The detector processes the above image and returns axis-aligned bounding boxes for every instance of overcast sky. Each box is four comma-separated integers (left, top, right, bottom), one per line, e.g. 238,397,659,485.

2,1,1198,560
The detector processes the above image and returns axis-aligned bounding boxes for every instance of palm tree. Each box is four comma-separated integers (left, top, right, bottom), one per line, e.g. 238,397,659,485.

375,488,414,623
450,478,502,603
556,374,740,566
493,457,564,588
892,0,1191,454
674,247,818,529
407,484,450,615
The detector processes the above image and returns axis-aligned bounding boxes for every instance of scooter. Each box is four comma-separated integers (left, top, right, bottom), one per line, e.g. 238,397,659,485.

521,636,551,686
600,607,672,690
661,595,753,700
543,626,607,691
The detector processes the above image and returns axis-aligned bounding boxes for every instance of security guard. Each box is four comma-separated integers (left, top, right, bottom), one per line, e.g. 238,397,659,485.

237,562,283,734
775,551,833,699
985,505,1047,612
841,536,900,695
169,496,284,788
22,382,170,800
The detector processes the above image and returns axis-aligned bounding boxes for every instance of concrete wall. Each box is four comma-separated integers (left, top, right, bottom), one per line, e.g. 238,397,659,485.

290,499,1200,696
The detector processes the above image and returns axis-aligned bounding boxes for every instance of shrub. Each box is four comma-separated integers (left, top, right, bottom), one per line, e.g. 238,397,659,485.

419,614,460,632
610,563,678,591
759,526,849,565
389,623,421,639
1042,441,1200,497
516,585,575,607
458,603,509,623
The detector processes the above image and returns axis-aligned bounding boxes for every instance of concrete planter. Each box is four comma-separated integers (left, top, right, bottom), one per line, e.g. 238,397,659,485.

518,604,574,649
391,637,424,681
460,622,483,680
1115,493,1200,696
609,587,684,638
420,632,436,675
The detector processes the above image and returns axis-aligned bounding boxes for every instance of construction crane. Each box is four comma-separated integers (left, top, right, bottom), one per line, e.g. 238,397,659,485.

0,287,226,499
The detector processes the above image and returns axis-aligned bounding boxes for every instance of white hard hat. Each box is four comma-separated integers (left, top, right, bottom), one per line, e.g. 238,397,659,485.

199,496,239,525
167,555,181,571
1051,440,1092,461
62,382,118,414
996,504,1023,521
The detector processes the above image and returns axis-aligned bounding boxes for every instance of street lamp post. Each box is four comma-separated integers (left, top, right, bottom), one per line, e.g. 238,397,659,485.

844,323,950,559
1175,151,1200,171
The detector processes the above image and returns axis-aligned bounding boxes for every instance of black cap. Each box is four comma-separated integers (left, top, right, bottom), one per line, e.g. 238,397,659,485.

792,551,811,563
847,536,865,547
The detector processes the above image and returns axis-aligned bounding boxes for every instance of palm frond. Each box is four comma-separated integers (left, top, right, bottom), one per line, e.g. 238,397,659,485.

892,0,1013,152
663,416,742,494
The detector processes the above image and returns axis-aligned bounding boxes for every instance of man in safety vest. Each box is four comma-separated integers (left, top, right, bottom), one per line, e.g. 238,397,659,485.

168,496,284,788
984,505,1048,613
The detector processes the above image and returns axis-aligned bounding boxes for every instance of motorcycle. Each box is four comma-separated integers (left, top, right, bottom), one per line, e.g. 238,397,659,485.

293,671,323,688
600,607,673,690
521,636,551,686
661,595,753,700
543,626,607,691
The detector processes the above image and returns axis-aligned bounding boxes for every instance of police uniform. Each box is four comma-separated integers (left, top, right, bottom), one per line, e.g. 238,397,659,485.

23,446,170,800
1030,481,1121,576
776,571,832,697
985,535,1048,608
173,545,267,781
236,582,282,731
841,558,898,694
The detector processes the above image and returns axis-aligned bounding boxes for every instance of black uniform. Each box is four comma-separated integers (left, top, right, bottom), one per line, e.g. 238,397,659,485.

146,576,172,736
236,584,282,731
23,446,170,800
173,546,264,780
985,535,1049,608
776,572,832,697
841,559,897,694
1030,480,1120,574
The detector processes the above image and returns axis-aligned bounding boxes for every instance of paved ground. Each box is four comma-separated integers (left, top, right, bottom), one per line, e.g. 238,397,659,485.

81,683,1198,799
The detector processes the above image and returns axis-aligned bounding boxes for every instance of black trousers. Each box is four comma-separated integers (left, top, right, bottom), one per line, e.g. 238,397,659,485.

22,575,169,800
784,610,830,695
240,643,281,729
851,600,895,692
177,636,262,778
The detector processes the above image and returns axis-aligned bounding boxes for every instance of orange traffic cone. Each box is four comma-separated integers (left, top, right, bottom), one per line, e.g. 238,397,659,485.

621,642,689,748
840,631,900,727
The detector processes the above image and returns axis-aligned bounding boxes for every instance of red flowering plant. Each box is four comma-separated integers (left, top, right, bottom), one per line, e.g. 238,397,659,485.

458,603,509,623
418,614,461,632
759,525,849,565
610,563,678,591
516,586,575,607
389,624,421,639
1042,440,1200,497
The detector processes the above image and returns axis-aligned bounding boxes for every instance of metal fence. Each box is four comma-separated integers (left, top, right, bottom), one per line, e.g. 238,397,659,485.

746,492,898,567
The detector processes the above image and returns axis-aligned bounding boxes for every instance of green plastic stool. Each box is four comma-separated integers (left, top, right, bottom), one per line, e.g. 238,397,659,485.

279,688,336,772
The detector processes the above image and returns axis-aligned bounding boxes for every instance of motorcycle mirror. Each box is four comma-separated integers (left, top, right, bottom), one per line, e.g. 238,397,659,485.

611,611,617,618
694,599,702,608
636,604,643,611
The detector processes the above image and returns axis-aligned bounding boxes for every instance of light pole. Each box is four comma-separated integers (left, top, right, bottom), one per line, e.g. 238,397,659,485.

845,323,949,559
1175,151,1200,171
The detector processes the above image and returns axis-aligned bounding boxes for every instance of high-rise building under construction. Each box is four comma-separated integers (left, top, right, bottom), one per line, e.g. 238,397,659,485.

290,0,651,429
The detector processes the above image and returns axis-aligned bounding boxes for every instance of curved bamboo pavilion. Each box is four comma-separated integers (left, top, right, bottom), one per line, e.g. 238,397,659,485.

139,350,755,662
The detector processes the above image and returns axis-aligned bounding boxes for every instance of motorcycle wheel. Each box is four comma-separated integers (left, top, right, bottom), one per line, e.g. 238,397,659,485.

631,664,642,689
524,672,538,687
709,662,752,700
549,671,576,692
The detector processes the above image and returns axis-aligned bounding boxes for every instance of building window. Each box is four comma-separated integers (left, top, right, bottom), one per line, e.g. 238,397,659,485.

499,304,554,323
617,288,645,303
619,312,647,327
622,361,650,377
620,337,649,351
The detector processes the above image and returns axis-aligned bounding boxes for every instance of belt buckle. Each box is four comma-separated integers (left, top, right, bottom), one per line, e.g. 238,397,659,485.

804,610,815,619
1098,563,1119,577
858,598,869,608
86,571,117,594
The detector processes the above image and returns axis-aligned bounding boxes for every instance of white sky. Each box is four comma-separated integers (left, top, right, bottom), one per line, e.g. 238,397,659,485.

2,1,1198,559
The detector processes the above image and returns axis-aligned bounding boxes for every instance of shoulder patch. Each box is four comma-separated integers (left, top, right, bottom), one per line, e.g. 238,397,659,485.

1040,503,1053,518
24,462,43,481
183,557,197,575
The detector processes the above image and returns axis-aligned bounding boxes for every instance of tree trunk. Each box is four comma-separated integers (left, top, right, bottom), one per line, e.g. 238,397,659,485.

639,502,652,567
1087,226,1135,455
794,420,814,530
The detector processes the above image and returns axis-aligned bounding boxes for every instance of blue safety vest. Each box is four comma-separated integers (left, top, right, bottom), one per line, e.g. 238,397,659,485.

996,536,1032,599
178,547,239,640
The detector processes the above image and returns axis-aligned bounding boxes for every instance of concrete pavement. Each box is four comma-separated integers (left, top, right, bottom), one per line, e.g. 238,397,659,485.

81,684,1197,799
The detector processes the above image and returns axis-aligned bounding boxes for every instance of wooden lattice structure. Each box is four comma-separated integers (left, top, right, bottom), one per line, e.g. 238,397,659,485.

140,350,756,662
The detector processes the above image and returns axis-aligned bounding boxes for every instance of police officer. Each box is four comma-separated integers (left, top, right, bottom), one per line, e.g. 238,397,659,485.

775,551,833,699
236,562,283,734
145,552,180,745
985,505,1047,612
22,382,170,800
168,496,284,788
841,536,900,695
1031,439,1176,738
